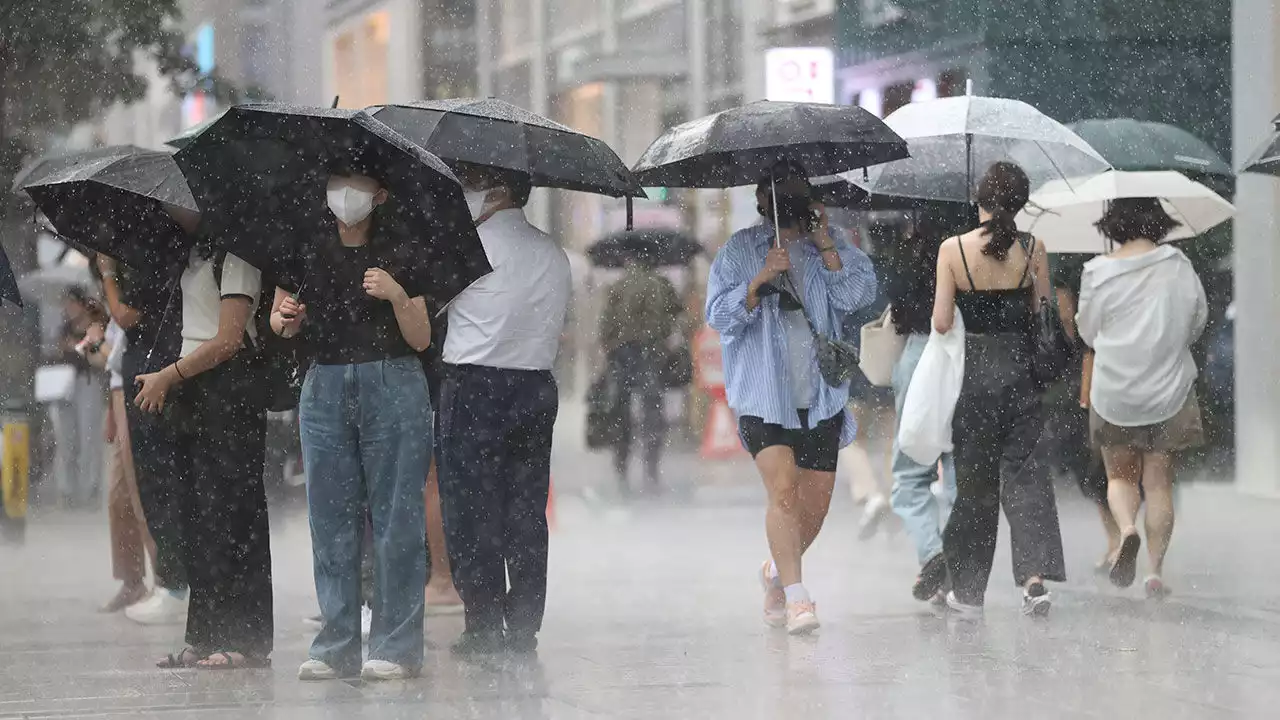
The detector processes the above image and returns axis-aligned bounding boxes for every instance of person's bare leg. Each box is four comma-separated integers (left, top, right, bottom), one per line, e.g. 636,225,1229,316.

796,469,837,554
1140,452,1175,578
757,446,803,586
424,461,463,609
1102,446,1143,587
1096,502,1123,570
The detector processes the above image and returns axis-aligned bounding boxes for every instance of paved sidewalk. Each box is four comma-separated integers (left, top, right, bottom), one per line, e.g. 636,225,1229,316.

1,480,1277,719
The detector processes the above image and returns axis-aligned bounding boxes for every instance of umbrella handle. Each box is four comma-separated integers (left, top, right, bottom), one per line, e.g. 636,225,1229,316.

771,171,782,250
626,196,634,231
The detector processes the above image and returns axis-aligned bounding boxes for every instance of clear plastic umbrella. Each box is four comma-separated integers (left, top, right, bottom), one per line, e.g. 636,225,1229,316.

1016,170,1235,254
843,95,1111,204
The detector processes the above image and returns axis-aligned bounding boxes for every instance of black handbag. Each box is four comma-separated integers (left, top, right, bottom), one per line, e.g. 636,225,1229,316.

1020,235,1073,389
662,346,693,388
585,373,628,449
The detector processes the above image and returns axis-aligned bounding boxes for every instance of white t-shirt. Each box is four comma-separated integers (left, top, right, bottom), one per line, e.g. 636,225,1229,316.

179,250,263,358
443,209,572,371
105,321,126,390
782,242,814,409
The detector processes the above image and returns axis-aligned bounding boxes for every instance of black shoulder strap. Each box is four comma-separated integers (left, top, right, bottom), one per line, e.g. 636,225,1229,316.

1017,233,1035,288
956,238,978,290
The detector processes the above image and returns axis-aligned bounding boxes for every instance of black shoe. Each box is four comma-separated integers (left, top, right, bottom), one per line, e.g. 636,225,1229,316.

912,554,948,602
450,631,504,658
1109,532,1141,589
505,634,538,655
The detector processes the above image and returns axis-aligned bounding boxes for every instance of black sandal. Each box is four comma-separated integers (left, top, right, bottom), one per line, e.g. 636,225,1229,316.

912,554,949,602
195,651,272,670
1110,532,1141,589
157,647,201,669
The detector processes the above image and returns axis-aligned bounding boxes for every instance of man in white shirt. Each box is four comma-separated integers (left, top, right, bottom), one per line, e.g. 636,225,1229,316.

438,166,571,657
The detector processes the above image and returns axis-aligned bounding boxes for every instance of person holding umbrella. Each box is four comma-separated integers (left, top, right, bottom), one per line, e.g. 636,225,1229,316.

930,162,1065,618
1077,198,1207,598
271,165,434,681
706,166,878,635
438,162,571,657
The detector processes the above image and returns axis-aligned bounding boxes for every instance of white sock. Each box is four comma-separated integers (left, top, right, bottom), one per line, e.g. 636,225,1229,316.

783,583,811,604
767,561,780,585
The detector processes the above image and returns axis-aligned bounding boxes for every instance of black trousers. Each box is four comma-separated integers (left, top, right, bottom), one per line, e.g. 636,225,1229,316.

167,356,272,657
608,344,666,481
438,364,558,639
124,385,186,590
945,335,1065,604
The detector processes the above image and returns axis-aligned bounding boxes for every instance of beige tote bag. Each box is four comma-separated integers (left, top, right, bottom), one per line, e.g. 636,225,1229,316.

858,306,906,387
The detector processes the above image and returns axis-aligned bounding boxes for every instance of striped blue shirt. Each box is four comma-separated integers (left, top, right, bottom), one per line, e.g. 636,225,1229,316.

705,223,878,448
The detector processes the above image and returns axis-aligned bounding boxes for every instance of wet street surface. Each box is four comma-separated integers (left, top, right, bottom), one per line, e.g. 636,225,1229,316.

2,469,1277,719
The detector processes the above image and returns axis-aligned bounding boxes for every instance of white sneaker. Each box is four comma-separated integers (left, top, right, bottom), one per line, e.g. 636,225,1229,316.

361,659,414,681
945,591,984,620
786,600,820,636
298,658,340,681
361,605,372,640
125,587,188,626
857,495,891,540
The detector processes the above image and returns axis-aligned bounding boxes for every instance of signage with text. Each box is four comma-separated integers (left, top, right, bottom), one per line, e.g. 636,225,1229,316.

765,47,835,104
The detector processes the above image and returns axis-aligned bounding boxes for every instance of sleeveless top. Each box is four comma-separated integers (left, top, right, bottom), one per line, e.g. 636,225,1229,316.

954,234,1035,336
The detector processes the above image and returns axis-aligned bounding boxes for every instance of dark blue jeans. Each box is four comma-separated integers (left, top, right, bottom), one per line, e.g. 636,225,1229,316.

438,364,558,641
300,356,432,673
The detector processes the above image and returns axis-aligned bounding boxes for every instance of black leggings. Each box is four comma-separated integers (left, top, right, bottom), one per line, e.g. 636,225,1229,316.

945,335,1065,604
168,357,272,657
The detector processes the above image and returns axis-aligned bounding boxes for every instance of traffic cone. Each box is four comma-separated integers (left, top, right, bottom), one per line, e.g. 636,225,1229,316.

700,399,745,460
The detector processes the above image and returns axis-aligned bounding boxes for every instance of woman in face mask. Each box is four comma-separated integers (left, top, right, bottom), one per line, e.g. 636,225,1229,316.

271,170,434,682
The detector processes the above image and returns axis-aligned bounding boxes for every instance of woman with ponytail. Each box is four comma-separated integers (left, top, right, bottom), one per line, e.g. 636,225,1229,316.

929,162,1066,618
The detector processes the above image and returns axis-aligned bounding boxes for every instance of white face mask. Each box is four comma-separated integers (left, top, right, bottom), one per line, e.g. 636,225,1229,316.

327,186,376,226
463,189,490,221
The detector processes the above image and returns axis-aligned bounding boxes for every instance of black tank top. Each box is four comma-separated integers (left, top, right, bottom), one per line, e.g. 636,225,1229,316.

954,234,1035,336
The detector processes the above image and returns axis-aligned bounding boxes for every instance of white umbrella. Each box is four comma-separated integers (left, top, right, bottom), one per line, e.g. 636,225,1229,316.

842,95,1111,204
1016,170,1235,254
17,263,94,305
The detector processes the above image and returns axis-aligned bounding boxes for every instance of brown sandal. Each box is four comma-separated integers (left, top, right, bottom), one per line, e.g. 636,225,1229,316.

157,647,201,668
195,651,272,670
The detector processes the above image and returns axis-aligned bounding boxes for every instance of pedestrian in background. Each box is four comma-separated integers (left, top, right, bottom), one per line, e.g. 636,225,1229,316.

135,229,272,670
1078,198,1207,599
598,252,683,494
705,168,877,636
439,164,571,657
931,162,1065,618
51,286,106,509
84,316,156,614
98,255,189,625
421,306,464,615
275,168,434,681
886,207,960,603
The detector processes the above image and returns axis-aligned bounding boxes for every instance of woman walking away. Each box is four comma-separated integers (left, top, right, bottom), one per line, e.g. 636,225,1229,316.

887,207,960,604
134,212,272,670
275,169,434,681
932,162,1066,618
1077,198,1206,599
706,166,877,635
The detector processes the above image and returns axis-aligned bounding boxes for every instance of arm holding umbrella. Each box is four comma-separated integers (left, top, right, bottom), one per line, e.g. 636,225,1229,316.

705,231,788,336
95,255,141,330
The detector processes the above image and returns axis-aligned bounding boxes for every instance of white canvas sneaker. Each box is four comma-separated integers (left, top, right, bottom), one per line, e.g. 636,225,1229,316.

125,587,188,626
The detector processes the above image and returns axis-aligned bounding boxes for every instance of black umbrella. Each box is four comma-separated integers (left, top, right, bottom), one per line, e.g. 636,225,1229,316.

164,110,229,150
174,103,490,305
810,175,870,209
587,229,702,268
1070,118,1232,178
22,148,198,272
369,98,644,198
0,246,19,307
632,101,909,189
11,145,149,196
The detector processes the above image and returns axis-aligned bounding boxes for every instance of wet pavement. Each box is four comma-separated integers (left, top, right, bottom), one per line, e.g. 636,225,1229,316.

2,464,1278,718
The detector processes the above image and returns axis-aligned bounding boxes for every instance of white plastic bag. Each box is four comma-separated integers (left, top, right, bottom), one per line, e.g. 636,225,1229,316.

898,308,965,466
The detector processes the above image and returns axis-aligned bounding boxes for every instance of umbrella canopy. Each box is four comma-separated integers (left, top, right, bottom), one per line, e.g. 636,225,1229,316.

1017,170,1235,254
632,101,909,189
174,103,490,305
369,99,644,198
0,247,19,307
848,96,1111,203
1069,118,1232,178
164,109,229,150
11,145,149,195
1241,118,1280,176
22,148,198,272
586,229,702,268
810,175,870,209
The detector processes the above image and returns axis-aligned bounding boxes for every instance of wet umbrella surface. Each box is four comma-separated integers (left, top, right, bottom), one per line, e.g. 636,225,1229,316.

587,229,702,269
22,148,197,272
174,103,491,303
370,99,644,198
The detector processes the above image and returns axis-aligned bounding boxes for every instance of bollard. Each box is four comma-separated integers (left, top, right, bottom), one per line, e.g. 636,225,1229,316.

1,400,30,544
